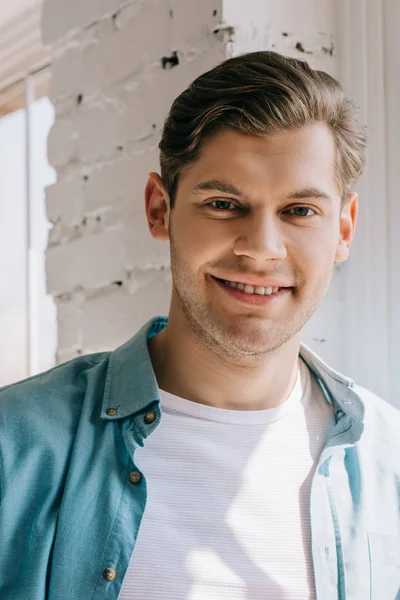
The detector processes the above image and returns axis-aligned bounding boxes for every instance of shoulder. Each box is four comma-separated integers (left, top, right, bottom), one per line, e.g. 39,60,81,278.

0,352,111,427
352,382,400,453
353,382,400,419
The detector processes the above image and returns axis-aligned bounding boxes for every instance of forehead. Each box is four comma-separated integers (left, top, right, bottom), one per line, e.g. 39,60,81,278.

179,124,339,198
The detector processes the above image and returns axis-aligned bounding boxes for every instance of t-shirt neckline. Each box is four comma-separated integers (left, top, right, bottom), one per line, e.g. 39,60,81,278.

159,358,309,425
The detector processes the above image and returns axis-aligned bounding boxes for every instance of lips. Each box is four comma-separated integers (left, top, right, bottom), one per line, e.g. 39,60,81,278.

212,275,293,305
212,276,293,290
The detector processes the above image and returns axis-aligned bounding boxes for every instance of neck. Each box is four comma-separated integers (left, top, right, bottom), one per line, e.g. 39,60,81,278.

148,310,301,412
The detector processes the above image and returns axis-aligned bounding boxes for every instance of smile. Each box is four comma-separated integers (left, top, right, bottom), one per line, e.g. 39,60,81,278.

212,276,293,306
219,279,283,296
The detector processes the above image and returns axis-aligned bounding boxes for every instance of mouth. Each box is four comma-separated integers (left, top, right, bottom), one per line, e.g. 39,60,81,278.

211,276,294,306
212,276,293,295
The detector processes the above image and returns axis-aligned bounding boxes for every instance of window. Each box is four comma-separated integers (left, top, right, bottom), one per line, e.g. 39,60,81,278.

0,67,57,386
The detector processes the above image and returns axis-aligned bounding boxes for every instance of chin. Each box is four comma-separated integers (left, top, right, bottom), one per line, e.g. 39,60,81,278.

215,321,277,352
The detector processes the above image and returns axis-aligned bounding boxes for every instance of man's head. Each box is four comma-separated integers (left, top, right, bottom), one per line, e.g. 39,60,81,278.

145,51,367,363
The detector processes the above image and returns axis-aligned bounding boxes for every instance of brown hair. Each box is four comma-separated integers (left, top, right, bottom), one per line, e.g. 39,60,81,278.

159,51,367,208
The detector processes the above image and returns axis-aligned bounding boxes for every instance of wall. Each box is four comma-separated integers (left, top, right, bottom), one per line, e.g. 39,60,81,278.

42,0,228,363
42,0,342,366
42,0,400,406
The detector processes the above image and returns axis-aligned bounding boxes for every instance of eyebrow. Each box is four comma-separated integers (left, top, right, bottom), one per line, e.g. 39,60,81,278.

191,179,333,203
287,187,333,203
192,180,244,197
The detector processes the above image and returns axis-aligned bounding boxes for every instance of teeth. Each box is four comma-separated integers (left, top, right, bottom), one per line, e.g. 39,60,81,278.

223,280,281,295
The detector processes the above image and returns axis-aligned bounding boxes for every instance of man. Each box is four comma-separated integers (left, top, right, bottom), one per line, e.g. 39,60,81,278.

0,51,399,600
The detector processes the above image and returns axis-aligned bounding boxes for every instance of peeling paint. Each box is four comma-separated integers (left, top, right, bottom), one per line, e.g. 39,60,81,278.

322,44,335,56
212,23,235,43
295,41,313,55
161,51,179,69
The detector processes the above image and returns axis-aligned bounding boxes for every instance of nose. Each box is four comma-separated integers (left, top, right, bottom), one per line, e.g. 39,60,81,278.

233,213,287,262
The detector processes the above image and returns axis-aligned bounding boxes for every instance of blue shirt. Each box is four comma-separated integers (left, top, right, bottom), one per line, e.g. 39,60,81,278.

0,316,399,599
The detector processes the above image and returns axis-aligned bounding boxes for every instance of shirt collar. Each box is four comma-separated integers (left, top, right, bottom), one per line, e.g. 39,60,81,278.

100,315,365,441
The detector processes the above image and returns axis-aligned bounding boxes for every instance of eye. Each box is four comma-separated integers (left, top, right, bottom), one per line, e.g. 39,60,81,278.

285,206,316,218
208,199,238,211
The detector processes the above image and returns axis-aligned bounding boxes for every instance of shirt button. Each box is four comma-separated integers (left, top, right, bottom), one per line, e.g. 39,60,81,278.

144,411,156,424
129,471,142,484
103,567,117,581
106,408,118,417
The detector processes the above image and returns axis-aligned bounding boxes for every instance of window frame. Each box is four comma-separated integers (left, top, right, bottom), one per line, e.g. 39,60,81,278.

0,1,53,380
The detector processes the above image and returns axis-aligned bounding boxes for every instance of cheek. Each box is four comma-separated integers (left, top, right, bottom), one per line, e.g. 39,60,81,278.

288,230,337,275
172,213,229,263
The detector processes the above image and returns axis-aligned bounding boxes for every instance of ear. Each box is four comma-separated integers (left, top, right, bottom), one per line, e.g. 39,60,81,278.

335,192,358,262
145,172,170,241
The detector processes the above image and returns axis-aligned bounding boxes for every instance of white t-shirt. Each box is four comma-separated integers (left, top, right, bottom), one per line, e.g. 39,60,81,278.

119,358,335,600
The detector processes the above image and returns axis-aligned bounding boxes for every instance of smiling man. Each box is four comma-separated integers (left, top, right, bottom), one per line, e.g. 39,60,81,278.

146,124,355,412
1,51,399,600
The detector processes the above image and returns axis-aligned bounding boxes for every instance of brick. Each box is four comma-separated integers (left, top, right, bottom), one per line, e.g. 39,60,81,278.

51,49,85,100
73,97,161,163
224,0,338,75
83,148,159,213
74,101,127,163
82,271,171,351
46,226,169,295
56,295,83,350
46,177,84,225
168,0,222,49
75,42,227,163
42,0,124,44
223,0,335,35
79,0,170,98
42,0,340,360
47,118,78,169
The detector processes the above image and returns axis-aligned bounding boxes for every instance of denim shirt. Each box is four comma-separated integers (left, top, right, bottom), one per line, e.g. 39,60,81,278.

0,316,399,600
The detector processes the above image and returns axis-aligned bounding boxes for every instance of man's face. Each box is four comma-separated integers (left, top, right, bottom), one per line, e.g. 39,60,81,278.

148,124,357,362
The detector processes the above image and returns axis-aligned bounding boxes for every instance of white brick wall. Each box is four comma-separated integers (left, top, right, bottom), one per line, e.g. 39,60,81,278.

42,0,338,363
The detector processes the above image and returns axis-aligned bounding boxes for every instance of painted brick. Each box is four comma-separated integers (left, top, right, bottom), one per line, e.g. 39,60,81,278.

42,0,339,359
56,295,83,350
224,0,336,35
82,271,171,351
47,118,78,169
225,0,338,76
83,147,159,213
74,43,227,163
42,0,124,44
51,49,85,101
46,177,84,225
63,0,170,100
46,225,169,296
168,0,222,49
